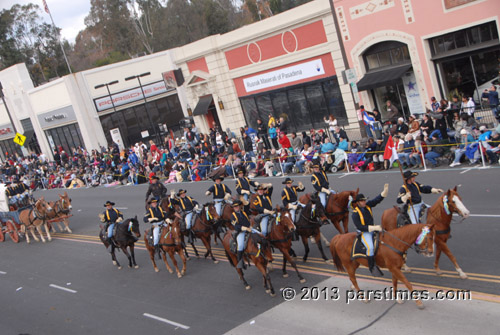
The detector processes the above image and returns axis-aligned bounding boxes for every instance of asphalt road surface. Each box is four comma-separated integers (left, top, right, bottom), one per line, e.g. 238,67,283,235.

1,166,499,335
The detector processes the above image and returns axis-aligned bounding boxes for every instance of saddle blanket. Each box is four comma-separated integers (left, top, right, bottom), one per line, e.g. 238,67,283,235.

351,233,380,260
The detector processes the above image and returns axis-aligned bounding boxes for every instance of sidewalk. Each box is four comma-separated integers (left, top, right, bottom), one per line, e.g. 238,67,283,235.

224,276,500,335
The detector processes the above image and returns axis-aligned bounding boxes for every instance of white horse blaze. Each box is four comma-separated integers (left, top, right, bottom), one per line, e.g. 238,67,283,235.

453,195,469,218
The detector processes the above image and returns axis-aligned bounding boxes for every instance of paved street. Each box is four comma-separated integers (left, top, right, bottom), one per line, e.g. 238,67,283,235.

1,166,499,334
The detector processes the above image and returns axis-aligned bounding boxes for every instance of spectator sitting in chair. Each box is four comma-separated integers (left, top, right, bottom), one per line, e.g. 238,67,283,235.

320,137,336,153
424,133,445,168
449,129,476,167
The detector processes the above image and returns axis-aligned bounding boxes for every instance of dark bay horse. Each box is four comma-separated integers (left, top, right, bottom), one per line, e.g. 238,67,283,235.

299,189,358,235
295,195,330,262
47,191,73,233
99,216,141,269
223,230,275,295
182,202,220,263
145,218,187,277
19,197,53,243
266,206,306,283
330,223,435,309
381,187,470,279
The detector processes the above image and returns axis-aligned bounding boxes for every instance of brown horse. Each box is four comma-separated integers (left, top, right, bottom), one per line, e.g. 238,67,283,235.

18,197,53,243
330,223,435,309
99,216,141,269
299,189,358,235
295,195,330,262
223,229,275,295
266,206,306,283
47,191,73,233
381,187,470,279
182,202,220,263
145,218,187,277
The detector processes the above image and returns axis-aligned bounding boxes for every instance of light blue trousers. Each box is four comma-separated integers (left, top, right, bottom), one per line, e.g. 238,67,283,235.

237,228,260,251
185,211,194,229
319,190,335,208
358,231,374,256
107,223,115,238
408,203,425,224
214,199,223,216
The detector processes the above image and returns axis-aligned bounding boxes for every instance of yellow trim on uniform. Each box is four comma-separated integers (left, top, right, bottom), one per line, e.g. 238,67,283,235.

353,206,373,226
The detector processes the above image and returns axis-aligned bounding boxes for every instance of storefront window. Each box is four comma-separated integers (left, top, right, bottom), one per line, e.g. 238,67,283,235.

45,124,83,154
287,88,311,132
270,92,289,124
305,83,328,128
363,42,411,71
0,139,23,160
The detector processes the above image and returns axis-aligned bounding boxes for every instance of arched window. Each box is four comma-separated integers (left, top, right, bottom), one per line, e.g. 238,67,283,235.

363,41,410,71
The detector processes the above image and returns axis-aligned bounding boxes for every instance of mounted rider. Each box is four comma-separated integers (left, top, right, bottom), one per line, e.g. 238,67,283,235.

311,164,335,208
281,178,305,222
351,183,389,277
4,181,18,206
14,177,30,206
99,201,124,250
231,200,259,269
170,189,200,243
144,198,167,255
253,184,275,237
205,175,232,217
397,171,443,224
145,176,167,203
235,168,258,206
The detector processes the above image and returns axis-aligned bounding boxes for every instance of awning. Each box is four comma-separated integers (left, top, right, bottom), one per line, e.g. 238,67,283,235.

192,95,213,116
356,64,412,91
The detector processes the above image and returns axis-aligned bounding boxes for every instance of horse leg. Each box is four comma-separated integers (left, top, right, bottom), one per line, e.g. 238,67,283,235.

168,250,182,278
435,238,467,279
237,268,251,290
433,243,444,276
147,245,159,272
121,247,133,268
281,251,288,278
320,232,330,247
111,248,121,269
283,247,306,283
24,226,31,243
190,240,200,258
314,231,330,262
30,226,39,242
289,247,297,258
56,221,64,233
43,222,52,242
179,247,187,276
255,260,275,296
64,218,72,233
389,265,424,309
201,236,218,264
35,224,46,243
392,273,404,305
129,244,139,269
162,248,174,274
331,218,343,234
301,234,310,262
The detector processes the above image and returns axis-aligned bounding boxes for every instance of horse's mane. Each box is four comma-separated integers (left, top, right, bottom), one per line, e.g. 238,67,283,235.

390,223,426,242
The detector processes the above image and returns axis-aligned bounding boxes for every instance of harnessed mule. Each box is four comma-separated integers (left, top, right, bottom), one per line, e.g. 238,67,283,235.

47,192,73,233
18,197,53,243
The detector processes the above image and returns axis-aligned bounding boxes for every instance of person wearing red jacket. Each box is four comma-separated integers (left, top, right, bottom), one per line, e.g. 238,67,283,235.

278,132,291,150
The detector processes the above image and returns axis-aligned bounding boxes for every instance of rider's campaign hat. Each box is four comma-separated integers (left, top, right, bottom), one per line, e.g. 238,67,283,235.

312,164,321,168
282,178,293,184
236,168,245,174
213,175,224,181
177,189,187,196
104,201,115,207
232,200,243,207
403,170,419,180
355,194,367,202
151,175,160,180
148,198,158,204
256,185,265,191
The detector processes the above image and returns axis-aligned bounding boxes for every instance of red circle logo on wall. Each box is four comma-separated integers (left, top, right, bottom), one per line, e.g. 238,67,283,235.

247,42,262,64
282,31,298,53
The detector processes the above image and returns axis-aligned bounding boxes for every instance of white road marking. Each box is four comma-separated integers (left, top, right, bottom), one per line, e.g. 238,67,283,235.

143,313,190,330
0,271,6,275
115,207,128,210
16,287,22,291
49,284,77,293
460,169,471,174
338,174,350,178
455,214,500,218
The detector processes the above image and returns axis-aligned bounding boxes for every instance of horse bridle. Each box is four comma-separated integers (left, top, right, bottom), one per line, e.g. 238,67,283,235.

380,227,432,256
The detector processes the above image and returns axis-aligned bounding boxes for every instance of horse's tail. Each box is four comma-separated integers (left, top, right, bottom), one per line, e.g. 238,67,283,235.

329,235,345,273
225,250,235,268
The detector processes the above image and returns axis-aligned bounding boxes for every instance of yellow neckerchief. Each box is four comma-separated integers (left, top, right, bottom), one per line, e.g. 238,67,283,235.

180,196,193,210
106,208,119,221
403,182,420,195
353,206,373,226
214,183,227,196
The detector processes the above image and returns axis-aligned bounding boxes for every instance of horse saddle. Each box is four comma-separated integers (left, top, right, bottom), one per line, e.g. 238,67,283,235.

147,229,154,246
229,231,250,254
351,233,380,260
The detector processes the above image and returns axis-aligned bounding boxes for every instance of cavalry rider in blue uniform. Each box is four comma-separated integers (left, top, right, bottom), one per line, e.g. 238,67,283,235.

397,171,443,224
253,185,275,237
144,198,166,254
145,176,167,203
311,164,335,208
14,178,29,206
281,178,305,223
4,181,18,206
351,183,389,277
170,189,200,243
206,176,232,217
99,201,124,250
235,168,259,205
231,200,259,269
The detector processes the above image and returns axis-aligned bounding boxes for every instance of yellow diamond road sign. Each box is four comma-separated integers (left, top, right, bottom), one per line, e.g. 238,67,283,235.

13,133,26,146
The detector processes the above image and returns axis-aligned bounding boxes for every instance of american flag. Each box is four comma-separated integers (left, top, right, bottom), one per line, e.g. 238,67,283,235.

42,0,50,14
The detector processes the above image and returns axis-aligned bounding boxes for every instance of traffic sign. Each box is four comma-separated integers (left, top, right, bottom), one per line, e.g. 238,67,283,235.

13,132,26,146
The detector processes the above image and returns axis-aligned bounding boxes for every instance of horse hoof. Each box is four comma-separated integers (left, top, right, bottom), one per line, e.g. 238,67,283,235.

134,265,139,269
112,261,117,266
325,259,333,264
42,239,46,243
245,285,252,290
270,292,276,297
213,260,219,264
118,266,122,270
48,238,52,242
265,289,270,294
154,268,159,273
299,278,306,284
363,299,370,304
458,270,468,279
177,273,182,278
282,273,289,278
128,265,132,268
168,269,174,274
397,299,404,305
67,230,72,233
435,269,442,276
417,302,425,310
402,264,412,273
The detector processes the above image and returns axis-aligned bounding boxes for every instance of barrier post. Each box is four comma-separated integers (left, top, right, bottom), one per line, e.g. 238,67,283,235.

231,164,236,179
419,143,428,171
344,154,350,174
478,141,489,169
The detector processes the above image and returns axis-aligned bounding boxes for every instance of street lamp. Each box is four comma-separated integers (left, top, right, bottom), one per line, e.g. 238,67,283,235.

94,80,119,114
124,72,160,145
0,81,18,134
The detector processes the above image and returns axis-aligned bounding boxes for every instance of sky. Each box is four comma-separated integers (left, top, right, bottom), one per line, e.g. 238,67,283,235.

1,0,90,43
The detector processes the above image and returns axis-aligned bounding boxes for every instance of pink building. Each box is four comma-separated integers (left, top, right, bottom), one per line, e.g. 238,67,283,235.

334,0,500,121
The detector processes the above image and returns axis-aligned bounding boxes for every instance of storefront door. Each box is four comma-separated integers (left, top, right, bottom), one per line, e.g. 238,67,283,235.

373,80,410,120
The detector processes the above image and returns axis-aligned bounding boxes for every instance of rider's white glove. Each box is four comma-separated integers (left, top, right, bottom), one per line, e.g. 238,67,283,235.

170,190,176,199
194,204,201,211
348,195,353,202
368,225,383,232
224,193,232,201
205,191,211,196
254,182,260,187
321,187,331,194
263,183,273,188
241,190,251,195
401,192,411,203
381,183,389,198
298,182,304,190
98,213,105,222
431,188,444,194
116,217,123,223
148,217,155,223
263,209,275,215
289,204,298,210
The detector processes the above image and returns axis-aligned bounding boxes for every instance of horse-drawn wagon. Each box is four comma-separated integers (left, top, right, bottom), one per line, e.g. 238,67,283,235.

0,183,23,243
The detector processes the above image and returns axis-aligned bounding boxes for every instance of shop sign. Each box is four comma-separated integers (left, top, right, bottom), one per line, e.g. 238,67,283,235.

402,72,424,115
95,81,170,112
141,130,150,138
110,128,124,151
0,124,14,140
243,59,325,93
38,106,77,129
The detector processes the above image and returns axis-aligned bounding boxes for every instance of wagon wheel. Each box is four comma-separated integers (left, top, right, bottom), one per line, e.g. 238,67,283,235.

6,220,19,243
0,226,4,242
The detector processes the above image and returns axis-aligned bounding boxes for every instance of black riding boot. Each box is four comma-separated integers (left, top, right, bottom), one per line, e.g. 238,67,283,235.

154,244,161,259
367,256,384,277
236,251,246,269
106,237,113,251
187,229,194,244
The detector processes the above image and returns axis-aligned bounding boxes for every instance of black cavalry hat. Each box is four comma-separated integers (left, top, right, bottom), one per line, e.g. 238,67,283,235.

355,194,367,202
282,178,293,184
212,175,224,181
104,201,115,207
232,200,243,207
403,170,419,180
148,198,158,204
177,189,187,196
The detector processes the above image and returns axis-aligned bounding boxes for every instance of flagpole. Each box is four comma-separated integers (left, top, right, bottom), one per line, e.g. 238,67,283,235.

44,0,72,74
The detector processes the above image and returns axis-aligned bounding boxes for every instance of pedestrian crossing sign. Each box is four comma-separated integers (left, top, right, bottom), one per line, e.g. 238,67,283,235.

13,132,26,146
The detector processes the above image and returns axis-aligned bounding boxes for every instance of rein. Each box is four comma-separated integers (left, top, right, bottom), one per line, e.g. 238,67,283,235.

380,229,423,255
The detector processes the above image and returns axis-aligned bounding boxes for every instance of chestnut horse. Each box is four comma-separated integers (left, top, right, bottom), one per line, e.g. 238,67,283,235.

266,206,306,283
47,191,73,233
299,189,358,235
145,218,187,277
295,195,330,262
330,223,435,309
99,216,141,269
381,187,470,279
182,202,220,263
223,229,275,295
18,197,53,243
